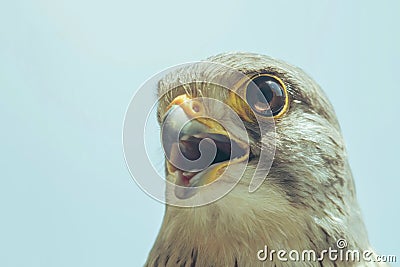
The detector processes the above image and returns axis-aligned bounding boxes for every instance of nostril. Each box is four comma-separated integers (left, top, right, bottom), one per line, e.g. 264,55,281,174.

192,102,201,113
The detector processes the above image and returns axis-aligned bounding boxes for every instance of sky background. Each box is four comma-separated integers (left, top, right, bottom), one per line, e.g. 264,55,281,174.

1,0,399,266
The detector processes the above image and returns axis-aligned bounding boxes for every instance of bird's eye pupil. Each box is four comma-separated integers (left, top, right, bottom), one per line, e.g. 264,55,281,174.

245,75,286,117
259,82,274,102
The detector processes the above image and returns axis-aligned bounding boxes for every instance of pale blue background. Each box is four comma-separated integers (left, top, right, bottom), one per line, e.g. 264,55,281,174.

1,1,399,266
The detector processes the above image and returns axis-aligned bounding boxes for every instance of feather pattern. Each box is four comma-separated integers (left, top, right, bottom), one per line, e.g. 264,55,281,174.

145,52,387,266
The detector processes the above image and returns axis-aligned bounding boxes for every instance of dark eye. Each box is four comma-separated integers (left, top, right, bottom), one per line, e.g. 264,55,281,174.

245,75,287,117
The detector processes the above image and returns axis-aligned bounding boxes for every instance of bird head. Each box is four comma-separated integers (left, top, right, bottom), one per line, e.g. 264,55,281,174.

158,53,346,205
147,52,371,266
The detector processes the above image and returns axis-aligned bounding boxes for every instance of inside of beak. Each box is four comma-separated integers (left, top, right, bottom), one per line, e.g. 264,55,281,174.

161,94,250,199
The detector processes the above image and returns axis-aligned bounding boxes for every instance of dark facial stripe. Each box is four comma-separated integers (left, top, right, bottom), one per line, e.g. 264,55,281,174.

190,248,197,267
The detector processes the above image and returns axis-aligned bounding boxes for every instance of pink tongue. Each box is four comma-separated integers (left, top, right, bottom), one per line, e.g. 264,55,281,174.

179,171,196,186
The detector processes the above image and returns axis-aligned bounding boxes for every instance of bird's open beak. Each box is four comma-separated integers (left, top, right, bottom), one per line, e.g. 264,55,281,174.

161,94,250,199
